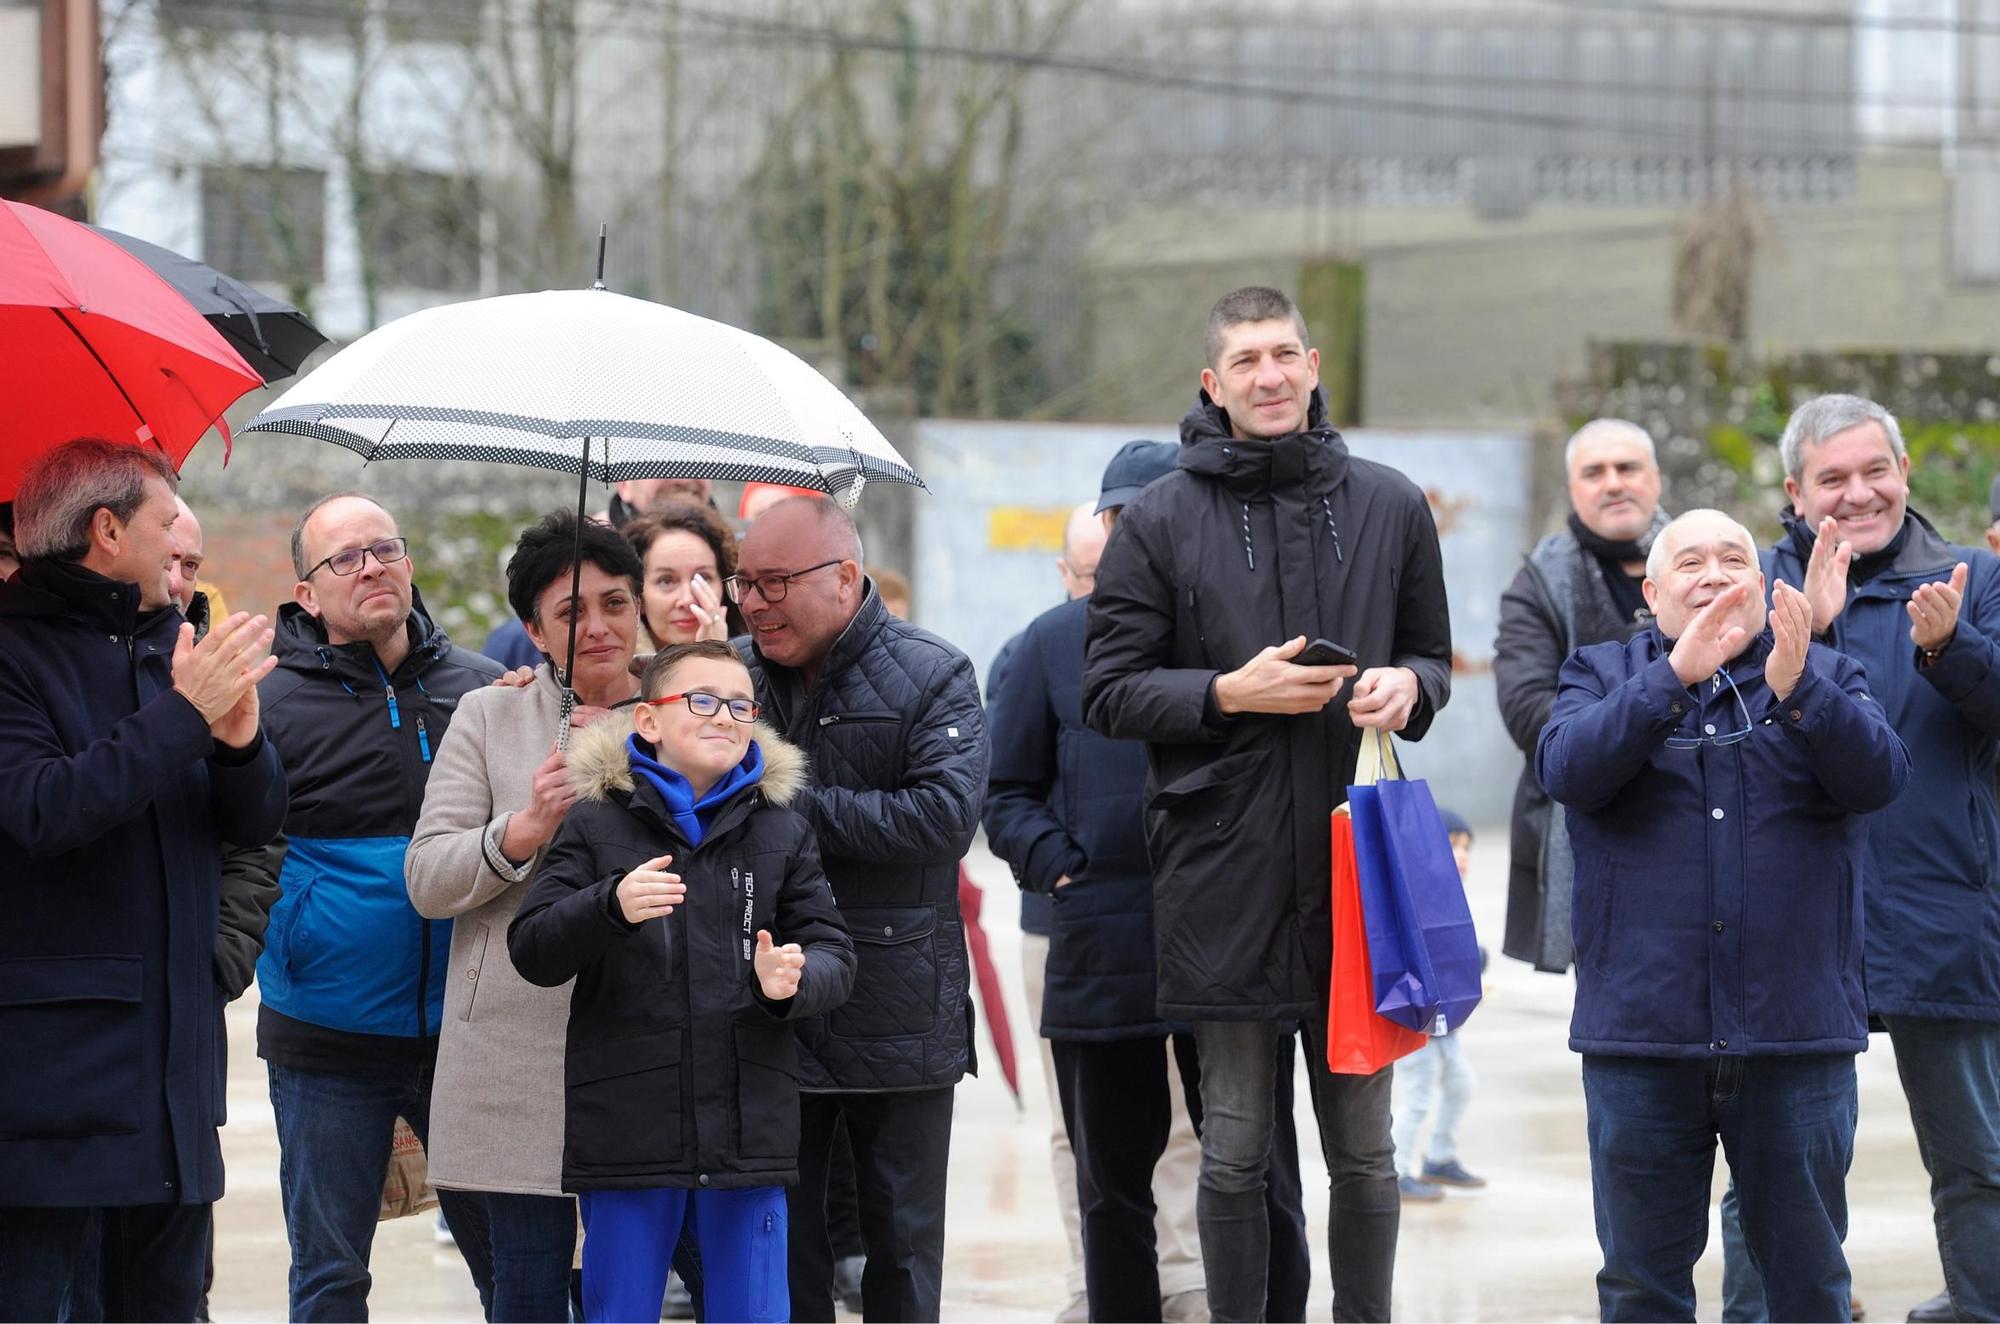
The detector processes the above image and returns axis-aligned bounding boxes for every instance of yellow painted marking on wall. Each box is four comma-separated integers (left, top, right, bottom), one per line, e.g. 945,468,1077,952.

988,507,1073,552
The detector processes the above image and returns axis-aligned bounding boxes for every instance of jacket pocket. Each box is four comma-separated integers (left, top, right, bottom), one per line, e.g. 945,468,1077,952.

828,906,938,1039
565,1033,683,1164
0,954,144,1140
734,1022,801,1159
264,864,318,985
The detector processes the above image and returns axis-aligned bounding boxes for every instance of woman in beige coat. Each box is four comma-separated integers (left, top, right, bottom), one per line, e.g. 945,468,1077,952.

406,512,650,1320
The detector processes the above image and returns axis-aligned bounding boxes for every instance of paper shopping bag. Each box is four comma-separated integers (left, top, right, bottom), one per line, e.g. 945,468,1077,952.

1327,810,1430,1075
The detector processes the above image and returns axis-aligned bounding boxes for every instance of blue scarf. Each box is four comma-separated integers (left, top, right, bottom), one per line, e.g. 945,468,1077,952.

626,734,765,847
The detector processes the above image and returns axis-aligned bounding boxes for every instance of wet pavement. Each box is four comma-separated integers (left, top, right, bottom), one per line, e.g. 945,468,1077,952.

209,834,1949,1321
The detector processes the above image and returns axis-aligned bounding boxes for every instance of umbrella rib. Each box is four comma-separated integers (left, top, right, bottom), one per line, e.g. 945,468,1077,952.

53,308,155,449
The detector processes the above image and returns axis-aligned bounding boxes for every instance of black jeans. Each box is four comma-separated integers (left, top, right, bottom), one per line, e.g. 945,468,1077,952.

0,1202,211,1322
1191,1017,1398,1322
787,1087,955,1322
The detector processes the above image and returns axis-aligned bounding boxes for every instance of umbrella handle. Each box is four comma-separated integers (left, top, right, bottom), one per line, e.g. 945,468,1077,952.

556,688,577,755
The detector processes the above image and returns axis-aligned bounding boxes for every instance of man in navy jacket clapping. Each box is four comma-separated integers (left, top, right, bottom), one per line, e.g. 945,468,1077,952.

1538,508,1908,1323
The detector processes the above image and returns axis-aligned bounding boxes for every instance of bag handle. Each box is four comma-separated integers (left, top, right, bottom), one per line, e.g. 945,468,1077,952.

1351,728,1404,788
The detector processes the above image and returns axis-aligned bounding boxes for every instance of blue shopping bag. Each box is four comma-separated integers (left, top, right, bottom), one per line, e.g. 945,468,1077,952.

1345,731,1483,1035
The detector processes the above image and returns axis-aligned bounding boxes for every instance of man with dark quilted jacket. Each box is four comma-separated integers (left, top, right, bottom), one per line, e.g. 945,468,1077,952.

731,496,988,1323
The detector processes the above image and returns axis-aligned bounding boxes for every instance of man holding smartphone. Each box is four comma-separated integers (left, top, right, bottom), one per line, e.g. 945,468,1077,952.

1083,286,1453,1322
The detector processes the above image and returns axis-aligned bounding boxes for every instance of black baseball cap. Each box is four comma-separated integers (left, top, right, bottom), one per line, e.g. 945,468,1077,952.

1096,440,1179,515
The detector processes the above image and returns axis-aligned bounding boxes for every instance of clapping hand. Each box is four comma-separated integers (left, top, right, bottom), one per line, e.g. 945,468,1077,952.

1668,584,1752,687
754,929,805,1000
1766,580,1812,701
172,612,278,747
1909,563,1969,653
1802,516,1854,634
616,854,684,924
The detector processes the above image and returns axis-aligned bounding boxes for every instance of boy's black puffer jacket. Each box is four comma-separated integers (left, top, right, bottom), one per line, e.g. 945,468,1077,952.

508,717,853,1191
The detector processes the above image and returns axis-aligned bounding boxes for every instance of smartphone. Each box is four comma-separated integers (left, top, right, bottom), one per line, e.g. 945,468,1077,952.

1294,638,1359,668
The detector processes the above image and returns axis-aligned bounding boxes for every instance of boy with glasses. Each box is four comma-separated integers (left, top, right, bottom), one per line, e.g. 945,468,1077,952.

509,639,853,1322
1536,508,1909,1322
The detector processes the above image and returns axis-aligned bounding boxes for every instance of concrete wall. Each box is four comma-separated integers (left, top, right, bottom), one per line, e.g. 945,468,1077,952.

906,419,1532,824
1083,157,2000,430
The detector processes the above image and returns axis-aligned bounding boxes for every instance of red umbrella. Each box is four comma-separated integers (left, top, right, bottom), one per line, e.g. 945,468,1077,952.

0,200,262,499
958,863,1023,1106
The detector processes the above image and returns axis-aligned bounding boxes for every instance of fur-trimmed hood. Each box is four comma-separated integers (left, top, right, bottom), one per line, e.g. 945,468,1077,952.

565,712,807,808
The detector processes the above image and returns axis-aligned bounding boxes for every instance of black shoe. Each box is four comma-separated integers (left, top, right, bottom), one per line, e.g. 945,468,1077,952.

834,1254,866,1315
1907,1289,1953,1323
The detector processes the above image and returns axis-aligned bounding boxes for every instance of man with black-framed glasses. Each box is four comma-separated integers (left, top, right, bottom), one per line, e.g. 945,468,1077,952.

733,496,988,1323
1536,508,1910,1322
243,491,499,1319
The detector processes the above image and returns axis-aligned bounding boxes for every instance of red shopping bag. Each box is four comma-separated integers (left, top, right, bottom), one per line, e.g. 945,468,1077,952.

1326,812,1430,1075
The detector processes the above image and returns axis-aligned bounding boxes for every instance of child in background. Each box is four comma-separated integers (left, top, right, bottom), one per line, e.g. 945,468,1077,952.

508,640,855,1322
1392,807,1487,1202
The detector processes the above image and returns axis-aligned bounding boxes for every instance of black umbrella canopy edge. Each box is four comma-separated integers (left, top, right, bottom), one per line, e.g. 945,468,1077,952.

85,225,328,383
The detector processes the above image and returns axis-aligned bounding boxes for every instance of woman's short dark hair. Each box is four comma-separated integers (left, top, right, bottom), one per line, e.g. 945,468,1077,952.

505,511,644,625
624,499,746,639
641,639,747,700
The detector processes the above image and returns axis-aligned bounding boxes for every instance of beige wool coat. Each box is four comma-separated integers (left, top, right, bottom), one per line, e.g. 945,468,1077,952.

406,665,583,1196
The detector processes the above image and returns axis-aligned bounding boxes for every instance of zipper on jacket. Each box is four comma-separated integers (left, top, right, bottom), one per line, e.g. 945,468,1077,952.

373,659,402,731
416,715,432,764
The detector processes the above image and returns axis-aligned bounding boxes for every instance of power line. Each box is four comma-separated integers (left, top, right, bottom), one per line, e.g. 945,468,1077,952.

1516,0,2000,37
128,0,1985,162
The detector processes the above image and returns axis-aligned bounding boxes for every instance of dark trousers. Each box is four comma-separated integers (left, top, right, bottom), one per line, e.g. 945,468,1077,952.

787,1087,955,1322
826,1118,866,1260
266,1060,481,1322
1191,1018,1397,1322
440,1190,577,1322
1884,1015,2000,1322
0,1202,211,1322
1050,1033,1201,1321
1581,1052,1857,1324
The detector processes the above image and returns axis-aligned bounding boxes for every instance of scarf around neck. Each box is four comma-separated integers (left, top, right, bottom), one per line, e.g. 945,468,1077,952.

626,734,764,847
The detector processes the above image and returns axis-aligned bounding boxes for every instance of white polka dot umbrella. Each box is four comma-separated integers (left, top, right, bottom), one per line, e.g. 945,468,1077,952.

243,280,923,746
243,287,920,497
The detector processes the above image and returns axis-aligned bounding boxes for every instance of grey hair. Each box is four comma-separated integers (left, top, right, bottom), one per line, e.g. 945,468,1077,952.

1564,418,1657,470
14,438,179,561
290,490,385,578
757,495,866,571
1778,394,1905,482
1645,508,1757,581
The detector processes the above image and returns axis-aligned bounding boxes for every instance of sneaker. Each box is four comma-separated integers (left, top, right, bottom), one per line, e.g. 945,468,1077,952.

661,1270,695,1320
1055,1290,1090,1322
1422,1159,1488,1188
1907,1289,1953,1323
834,1254,866,1315
1398,1175,1445,1202
1162,1287,1210,1322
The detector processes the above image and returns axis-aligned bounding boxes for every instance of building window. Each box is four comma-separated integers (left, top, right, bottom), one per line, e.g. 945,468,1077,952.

364,170,480,292
158,0,352,39
200,165,326,287
380,0,482,44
